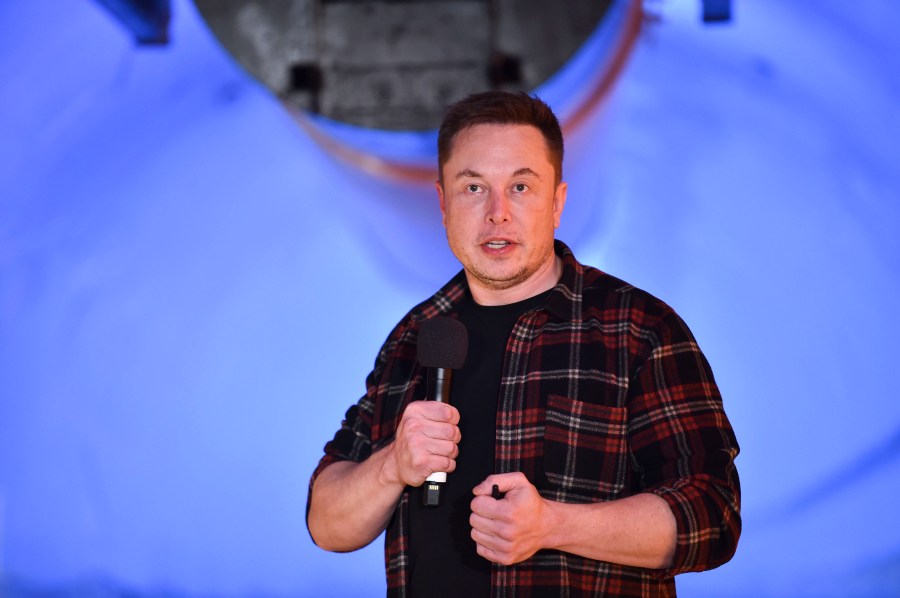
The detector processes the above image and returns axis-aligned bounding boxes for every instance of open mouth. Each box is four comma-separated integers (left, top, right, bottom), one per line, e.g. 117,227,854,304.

484,240,511,249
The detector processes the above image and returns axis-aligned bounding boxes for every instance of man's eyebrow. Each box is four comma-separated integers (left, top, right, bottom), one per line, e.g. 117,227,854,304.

455,169,481,179
513,167,540,178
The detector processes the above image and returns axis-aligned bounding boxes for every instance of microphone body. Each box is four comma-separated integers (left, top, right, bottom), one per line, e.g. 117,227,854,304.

416,317,468,507
422,367,453,506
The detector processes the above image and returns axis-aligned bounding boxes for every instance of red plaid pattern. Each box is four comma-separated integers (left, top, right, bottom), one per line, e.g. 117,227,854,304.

309,241,740,597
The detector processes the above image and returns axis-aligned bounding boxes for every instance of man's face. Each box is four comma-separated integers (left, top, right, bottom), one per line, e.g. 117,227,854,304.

436,124,567,304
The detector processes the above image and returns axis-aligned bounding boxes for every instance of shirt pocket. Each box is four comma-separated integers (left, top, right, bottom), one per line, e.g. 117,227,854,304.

543,393,629,501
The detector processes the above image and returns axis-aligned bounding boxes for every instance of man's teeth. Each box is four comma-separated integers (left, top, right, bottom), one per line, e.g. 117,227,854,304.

486,241,510,248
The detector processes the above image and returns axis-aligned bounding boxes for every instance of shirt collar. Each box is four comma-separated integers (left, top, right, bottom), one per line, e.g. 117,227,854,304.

543,239,582,322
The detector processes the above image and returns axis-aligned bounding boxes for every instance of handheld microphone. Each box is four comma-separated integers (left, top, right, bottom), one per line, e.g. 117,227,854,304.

416,316,468,507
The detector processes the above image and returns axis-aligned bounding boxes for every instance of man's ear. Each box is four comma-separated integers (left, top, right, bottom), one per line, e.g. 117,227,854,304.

435,180,447,227
553,181,568,229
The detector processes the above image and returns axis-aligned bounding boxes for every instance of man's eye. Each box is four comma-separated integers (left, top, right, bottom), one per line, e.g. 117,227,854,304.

513,183,528,192
467,184,481,193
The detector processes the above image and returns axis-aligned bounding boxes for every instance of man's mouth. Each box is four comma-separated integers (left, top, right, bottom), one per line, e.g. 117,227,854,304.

484,240,511,249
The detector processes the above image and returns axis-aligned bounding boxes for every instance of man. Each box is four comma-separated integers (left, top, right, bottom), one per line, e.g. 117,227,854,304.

307,91,740,596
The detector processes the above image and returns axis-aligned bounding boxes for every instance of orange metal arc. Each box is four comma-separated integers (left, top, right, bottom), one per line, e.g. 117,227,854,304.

562,0,645,134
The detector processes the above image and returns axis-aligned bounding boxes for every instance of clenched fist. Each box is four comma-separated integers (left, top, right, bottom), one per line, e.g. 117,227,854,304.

382,400,462,488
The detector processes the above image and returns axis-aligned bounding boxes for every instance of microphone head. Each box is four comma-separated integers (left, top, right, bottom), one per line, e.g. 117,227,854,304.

417,316,468,369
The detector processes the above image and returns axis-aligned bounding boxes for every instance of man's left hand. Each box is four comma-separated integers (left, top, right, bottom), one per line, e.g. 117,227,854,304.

470,472,554,565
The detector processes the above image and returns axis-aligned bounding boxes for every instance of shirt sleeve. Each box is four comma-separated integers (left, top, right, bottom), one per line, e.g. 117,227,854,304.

627,308,741,576
304,318,409,534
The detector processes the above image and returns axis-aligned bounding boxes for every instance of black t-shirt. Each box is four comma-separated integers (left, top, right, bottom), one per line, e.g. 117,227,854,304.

408,290,551,597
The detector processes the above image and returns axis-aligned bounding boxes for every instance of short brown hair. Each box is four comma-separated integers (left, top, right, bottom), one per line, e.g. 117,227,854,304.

437,91,564,183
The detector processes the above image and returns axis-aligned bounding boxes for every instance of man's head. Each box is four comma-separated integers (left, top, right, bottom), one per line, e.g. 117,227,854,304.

438,91,564,185
435,92,568,305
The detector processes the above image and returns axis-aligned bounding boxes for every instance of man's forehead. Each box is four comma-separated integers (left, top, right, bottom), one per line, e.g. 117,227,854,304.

446,124,552,165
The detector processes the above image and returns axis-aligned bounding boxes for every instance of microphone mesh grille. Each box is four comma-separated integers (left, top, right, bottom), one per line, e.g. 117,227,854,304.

417,317,468,369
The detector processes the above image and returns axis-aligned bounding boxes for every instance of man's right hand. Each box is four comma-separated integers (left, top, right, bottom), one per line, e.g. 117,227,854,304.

381,400,462,488
309,400,461,551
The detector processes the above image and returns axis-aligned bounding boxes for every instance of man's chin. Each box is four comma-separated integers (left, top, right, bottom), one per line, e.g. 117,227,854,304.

466,265,532,291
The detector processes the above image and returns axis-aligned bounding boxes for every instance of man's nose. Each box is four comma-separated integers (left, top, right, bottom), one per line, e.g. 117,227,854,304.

486,191,512,224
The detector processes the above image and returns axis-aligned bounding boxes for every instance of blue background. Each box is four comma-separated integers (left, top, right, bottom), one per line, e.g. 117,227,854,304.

1,1,899,596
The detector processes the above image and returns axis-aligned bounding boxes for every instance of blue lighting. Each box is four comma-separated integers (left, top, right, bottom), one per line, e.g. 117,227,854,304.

1,1,898,596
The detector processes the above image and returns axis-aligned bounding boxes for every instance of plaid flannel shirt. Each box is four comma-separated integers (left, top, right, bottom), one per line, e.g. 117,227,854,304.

309,241,741,597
